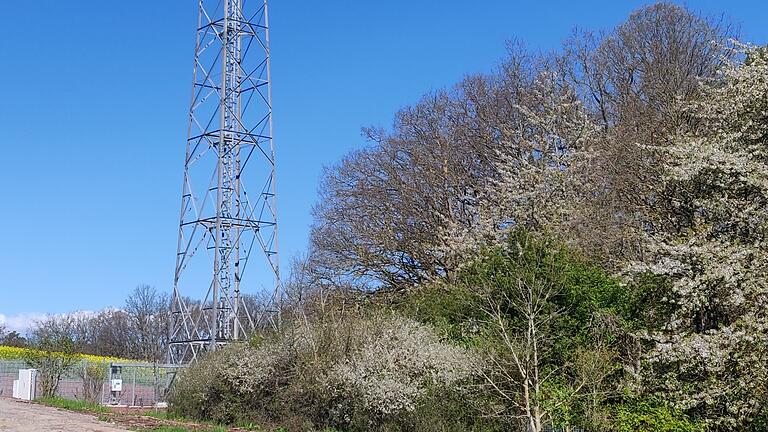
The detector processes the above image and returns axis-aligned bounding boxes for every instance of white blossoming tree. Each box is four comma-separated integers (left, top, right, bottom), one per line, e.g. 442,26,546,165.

437,62,597,266
485,68,595,235
638,44,768,430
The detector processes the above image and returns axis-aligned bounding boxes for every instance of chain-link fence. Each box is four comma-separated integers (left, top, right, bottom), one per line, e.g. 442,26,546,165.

101,362,180,407
0,359,181,407
0,360,25,398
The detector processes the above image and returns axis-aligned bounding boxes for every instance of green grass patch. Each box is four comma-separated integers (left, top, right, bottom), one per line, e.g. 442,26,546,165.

140,412,232,431
36,396,109,413
141,410,171,419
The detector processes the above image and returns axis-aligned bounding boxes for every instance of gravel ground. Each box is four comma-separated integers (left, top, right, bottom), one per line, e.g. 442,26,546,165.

0,397,130,432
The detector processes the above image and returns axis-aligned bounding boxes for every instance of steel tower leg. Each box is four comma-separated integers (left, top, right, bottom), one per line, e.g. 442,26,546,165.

169,0,280,364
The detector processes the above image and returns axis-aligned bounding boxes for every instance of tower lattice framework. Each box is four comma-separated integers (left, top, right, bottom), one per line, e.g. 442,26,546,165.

169,0,280,364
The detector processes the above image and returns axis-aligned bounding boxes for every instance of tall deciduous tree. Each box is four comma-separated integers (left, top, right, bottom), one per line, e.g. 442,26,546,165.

478,62,595,244
310,87,495,288
124,284,170,362
310,47,593,290
88,309,133,358
307,4,735,292
563,2,735,266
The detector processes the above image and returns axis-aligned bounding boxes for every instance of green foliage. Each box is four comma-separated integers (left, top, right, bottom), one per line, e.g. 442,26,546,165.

142,410,171,419
616,272,677,331
402,230,637,338
614,401,703,432
403,386,502,432
395,231,640,430
166,231,699,432
149,427,225,432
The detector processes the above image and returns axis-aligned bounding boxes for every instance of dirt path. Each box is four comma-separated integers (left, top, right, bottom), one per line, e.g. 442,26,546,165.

0,397,130,432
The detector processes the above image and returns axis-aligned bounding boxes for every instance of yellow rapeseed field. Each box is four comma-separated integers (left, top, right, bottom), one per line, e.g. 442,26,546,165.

0,345,137,365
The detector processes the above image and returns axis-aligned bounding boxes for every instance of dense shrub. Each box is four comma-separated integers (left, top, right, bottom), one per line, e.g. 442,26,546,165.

168,342,292,425
168,313,482,431
614,401,703,432
77,360,108,403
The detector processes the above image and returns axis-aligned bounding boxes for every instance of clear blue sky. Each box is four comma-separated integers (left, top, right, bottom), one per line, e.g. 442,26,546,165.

1,1,766,329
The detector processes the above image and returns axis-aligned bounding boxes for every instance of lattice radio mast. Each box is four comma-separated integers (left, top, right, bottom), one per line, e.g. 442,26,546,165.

169,0,280,364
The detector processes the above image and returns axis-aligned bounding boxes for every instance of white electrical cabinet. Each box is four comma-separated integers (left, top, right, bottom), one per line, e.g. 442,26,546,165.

111,379,123,392
12,369,37,400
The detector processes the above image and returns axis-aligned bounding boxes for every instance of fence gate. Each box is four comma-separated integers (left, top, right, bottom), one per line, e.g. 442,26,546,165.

101,362,183,407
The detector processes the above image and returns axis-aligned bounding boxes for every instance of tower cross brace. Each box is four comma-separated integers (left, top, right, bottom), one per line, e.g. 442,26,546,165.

169,0,280,364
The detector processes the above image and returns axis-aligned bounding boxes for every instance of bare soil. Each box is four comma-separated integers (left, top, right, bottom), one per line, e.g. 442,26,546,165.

0,397,129,432
0,397,255,432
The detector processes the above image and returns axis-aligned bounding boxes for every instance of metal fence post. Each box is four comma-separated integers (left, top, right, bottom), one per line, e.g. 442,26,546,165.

131,367,136,406
100,364,106,405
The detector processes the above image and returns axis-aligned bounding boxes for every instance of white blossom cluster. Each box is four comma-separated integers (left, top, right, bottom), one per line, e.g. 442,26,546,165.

436,68,597,262
488,70,597,237
636,43,768,428
172,340,291,409
173,314,478,423
324,315,478,418
215,342,291,394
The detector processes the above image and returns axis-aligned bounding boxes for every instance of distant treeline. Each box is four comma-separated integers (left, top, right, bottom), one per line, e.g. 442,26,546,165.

0,284,169,362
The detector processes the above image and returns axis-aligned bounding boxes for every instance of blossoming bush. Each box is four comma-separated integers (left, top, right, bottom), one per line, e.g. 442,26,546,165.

322,315,478,424
168,313,480,431
167,341,293,425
